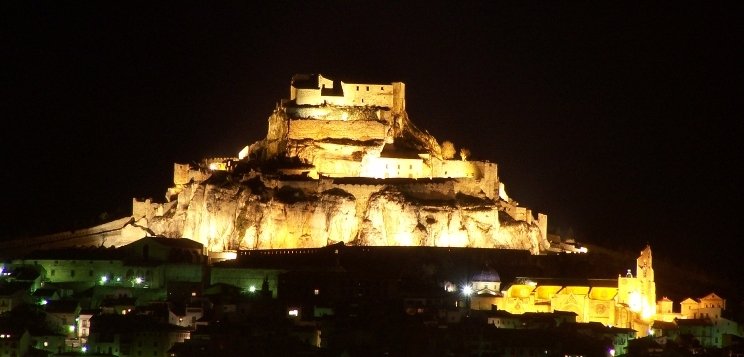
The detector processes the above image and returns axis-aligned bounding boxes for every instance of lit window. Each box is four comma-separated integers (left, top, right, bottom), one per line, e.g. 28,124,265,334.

314,289,319,295
288,309,299,316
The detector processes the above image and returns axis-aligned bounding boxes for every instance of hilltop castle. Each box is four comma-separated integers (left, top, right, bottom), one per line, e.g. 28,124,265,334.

125,74,551,254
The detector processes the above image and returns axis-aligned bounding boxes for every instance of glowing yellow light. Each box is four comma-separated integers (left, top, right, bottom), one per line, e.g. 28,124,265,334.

463,286,472,295
288,309,299,316
44,342,48,347
609,349,615,356
629,291,642,312
209,163,218,170
642,300,655,320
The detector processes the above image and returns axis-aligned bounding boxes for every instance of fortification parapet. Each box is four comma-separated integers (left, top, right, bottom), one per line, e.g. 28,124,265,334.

290,74,404,109
133,198,177,221
174,163,191,186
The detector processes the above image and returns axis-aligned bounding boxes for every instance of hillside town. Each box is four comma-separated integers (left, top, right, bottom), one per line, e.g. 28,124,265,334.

1,239,742,357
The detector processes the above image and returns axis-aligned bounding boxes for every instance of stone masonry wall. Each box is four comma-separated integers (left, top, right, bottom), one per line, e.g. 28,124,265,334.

288,119,387,141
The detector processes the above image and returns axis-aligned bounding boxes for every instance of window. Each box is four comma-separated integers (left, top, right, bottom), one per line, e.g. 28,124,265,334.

356,86,359,91
366,86,369,91
51,270,55,276
70,270,75,277
89,270,93,276
381,87,384,90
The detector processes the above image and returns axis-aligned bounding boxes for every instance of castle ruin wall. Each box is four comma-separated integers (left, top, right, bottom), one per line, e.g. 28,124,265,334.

287,119,387,142
286,106,386,123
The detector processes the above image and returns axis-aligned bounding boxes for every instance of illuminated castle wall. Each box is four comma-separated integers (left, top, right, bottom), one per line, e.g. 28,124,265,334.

290,74,405,111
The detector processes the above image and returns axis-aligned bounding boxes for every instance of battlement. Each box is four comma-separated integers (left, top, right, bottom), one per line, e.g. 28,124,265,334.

290,74,405,112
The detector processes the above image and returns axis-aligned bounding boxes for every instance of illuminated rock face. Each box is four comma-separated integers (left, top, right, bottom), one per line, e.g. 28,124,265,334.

146,176,548,254
136,74,551,254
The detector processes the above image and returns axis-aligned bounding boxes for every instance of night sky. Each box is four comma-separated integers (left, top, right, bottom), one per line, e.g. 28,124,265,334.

2,3,742,278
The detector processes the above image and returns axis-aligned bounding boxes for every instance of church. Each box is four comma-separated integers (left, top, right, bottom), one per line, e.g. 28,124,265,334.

471,246,658,336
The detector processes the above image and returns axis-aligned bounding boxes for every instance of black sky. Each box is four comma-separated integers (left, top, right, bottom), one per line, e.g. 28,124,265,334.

2,2,743,277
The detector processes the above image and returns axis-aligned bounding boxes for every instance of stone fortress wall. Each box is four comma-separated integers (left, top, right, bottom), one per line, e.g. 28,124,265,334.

290,74,405,111
288,119,388,142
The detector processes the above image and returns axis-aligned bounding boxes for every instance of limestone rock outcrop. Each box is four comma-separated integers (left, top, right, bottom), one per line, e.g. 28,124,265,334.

146,174,548,254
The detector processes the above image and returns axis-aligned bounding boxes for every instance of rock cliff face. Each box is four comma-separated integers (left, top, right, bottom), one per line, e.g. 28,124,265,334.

142,174,548,254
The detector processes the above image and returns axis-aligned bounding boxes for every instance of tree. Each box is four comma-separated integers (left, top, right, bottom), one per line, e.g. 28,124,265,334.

441,141,456,159
459,147,471,161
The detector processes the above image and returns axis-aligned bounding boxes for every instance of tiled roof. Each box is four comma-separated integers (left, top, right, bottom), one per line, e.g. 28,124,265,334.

675,318,713,326
472,269,501,282
44,300,80,314
147,237,203,249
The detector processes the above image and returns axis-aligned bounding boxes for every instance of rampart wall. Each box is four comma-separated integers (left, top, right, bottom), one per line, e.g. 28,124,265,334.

174,164,191,186
133,199,177,221
311,158,363,177
286,106,386,122
452,178,485,197
362,157,425,179
397,181,456,200
437,160,483,179
294,85,395,107
0,217,134,255
473,161,498,199
288,119,387,141
290,75,405,112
